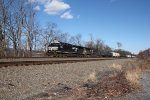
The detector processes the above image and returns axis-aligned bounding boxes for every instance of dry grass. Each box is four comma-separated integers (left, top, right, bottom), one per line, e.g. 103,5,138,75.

138,59,150,71
123,61,142,90
125,68,141,87
111,61,142,89
111,63,122,71
84,72,97,83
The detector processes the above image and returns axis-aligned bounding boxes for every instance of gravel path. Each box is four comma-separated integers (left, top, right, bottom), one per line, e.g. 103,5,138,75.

0,59,129,100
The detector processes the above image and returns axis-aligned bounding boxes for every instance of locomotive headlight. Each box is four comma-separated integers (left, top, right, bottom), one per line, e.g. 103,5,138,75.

48,47,51,50
72,47,78,52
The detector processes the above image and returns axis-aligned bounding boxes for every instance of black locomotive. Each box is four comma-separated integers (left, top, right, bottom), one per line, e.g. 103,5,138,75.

46,39,94,57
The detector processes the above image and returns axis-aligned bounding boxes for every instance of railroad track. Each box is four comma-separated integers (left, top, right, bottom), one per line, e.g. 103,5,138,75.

0,58,114,67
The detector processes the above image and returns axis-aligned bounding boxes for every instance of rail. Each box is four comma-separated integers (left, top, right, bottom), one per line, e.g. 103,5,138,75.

0,58,114,67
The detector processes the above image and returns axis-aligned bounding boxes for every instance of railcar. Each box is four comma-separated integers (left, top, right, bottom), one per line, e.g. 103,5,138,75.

110,52,120,57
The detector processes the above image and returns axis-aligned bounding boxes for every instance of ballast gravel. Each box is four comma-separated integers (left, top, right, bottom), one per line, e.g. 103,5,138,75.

0,59,130,100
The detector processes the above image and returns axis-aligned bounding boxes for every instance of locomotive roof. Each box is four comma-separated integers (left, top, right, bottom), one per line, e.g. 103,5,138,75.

50,39,92,50
51,39,60,43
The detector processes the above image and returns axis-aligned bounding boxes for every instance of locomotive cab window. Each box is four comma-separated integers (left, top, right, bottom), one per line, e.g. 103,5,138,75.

49,43,60,46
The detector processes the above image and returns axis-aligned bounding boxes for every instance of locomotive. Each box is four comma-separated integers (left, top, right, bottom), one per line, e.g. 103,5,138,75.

46,39,94,57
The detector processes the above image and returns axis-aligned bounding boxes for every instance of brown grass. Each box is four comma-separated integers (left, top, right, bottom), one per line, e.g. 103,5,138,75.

111,63,122,71
122,61,142,89
125,68,141,88
139,59,150,71
111,61,142,89
84,72,97,83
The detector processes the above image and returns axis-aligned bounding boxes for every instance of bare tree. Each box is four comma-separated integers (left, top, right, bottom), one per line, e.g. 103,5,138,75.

0,24,3,40
0,0,14,56
40,22,58,51
32,23,41,51
0,23,5,57
58,32,70,43
95,39,104,51
75,33,82,46
8,12,17,56
69,33,82,46
15,0,26,56
104,45,112,52
85,33,94,48
9,0,26,56
117,42,122,49
24,1,37,56
69,36,76,44
1,0,29,57
0,0,37,57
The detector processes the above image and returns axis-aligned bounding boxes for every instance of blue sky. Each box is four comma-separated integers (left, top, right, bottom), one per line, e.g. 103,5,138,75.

31,0,150,54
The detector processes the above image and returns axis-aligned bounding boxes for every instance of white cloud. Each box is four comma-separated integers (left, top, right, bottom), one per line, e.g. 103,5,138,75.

44,0,70,15
34,5,40,11
60,11,74,19
28,0,75,19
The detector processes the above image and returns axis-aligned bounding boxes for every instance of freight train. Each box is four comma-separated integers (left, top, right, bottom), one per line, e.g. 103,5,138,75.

46,39,120,57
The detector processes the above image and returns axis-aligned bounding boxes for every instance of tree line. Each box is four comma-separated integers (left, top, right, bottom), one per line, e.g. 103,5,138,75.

138,48,150,60
0,0,116,57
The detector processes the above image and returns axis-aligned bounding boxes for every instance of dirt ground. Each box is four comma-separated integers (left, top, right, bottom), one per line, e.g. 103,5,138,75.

1,59,150,100
0,59,127,100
